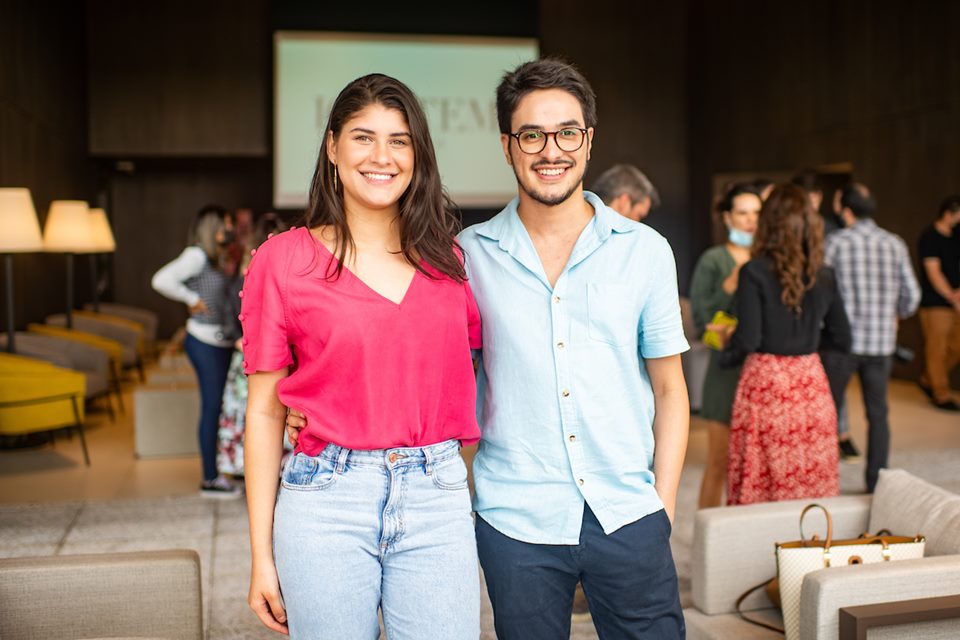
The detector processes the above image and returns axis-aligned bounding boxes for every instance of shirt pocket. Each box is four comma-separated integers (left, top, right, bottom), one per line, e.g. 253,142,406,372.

587,283,636,347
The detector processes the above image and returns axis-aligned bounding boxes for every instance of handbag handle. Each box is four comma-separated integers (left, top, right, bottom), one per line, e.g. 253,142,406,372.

799,503,833,548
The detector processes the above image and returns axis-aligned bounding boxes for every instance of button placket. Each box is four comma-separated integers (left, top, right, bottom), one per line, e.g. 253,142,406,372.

551,277,585,491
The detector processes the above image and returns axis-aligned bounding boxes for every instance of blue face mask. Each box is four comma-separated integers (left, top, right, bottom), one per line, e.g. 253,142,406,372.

728,228,754,248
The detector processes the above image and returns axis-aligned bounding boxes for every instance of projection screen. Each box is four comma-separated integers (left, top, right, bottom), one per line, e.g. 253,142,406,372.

274,32,539,209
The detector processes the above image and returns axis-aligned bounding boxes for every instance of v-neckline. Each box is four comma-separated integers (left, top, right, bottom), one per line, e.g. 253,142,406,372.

311,231,419,307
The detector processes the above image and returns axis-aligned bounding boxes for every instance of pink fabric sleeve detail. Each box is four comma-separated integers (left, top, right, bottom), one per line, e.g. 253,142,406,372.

240,238,294,374
465,280,482,350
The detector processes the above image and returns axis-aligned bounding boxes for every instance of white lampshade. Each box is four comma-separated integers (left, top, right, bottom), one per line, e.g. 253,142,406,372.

43,200,96,253
87,208,116,253
0,188,44,252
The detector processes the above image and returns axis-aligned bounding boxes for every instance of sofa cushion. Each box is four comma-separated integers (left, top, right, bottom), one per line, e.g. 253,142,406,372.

869,468,960,556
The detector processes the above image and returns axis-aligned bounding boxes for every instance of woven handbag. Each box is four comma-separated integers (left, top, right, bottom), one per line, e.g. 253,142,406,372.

737,503,925,639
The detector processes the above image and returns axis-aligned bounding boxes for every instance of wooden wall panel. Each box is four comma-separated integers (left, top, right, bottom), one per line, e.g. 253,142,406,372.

86,0,270,156
0,1,97,332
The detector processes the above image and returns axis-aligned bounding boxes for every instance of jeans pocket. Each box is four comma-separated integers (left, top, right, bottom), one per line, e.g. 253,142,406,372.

430,456,469,491
587,283,635,347
280,453,338,491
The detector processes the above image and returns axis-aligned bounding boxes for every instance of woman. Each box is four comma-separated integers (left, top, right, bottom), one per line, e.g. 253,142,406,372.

718,184,851,505
690,183,761,508
241,74,481,638
152,205,238,496
217,213,288,477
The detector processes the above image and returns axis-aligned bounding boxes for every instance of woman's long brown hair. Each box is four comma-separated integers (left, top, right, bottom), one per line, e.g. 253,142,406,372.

752,184,824,313
303,73,465,282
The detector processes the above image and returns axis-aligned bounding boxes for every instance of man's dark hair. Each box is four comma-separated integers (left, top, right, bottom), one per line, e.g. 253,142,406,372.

840,183,876,218
591,164,660,209
496,57,597,135
790,169,822,195
938,195,960,218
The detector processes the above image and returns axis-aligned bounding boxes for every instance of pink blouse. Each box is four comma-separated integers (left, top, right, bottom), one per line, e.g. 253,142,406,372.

239,227,481,456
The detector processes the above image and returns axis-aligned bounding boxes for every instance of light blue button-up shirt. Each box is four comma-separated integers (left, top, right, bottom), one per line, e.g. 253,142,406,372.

459,191,689,544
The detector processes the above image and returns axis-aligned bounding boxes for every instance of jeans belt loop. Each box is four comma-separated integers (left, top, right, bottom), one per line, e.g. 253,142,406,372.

423,446,434,476
335,446,349,474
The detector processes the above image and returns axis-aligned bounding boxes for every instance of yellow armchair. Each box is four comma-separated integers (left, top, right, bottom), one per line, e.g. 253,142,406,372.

0,353,89,465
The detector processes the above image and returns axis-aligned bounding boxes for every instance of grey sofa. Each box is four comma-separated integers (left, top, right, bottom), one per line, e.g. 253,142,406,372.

0,549,203,640
46,313,144,380
684,469,960,639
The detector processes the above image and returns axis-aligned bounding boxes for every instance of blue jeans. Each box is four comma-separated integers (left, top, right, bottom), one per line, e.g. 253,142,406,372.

273,439,480,639
477,506,684,640
183,334,233,481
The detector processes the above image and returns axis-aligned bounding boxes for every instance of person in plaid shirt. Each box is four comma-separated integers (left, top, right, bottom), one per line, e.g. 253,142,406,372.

819,183,921,492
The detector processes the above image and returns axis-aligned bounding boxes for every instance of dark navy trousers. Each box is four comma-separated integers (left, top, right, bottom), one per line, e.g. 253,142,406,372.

184,334,233,481
477,505,685,640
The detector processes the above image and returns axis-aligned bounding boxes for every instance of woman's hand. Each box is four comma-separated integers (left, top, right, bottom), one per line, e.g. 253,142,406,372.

188,299,209,315
248,558,289,634
285,409,307,448
705,322,736,348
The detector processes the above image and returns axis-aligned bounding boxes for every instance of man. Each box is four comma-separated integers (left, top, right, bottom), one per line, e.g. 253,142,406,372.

286,58,689,639
917,195,960,411
590,163,660,221
820,183,921,493
461,57,689,639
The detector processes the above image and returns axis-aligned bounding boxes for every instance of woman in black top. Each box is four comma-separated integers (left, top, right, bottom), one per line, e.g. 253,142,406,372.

716,184,851,505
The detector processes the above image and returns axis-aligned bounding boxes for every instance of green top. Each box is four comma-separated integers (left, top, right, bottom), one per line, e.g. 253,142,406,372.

689,245,737,335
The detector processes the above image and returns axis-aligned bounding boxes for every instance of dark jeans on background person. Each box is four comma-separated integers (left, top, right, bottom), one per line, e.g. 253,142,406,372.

820,350,893,492
184,334,233,482
476,505,684,640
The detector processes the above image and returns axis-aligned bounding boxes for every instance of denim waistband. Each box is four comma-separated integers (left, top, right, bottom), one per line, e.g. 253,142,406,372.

313,438,461,471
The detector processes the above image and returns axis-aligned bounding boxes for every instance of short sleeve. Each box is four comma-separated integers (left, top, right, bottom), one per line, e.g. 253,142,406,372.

464,280,482,350
239,237,294,374
638,237,690,359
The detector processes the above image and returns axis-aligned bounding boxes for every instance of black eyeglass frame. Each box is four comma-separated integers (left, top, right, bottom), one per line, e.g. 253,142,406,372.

508,127,589,155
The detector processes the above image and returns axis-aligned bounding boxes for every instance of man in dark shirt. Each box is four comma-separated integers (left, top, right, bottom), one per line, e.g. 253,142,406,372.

917,195,960,411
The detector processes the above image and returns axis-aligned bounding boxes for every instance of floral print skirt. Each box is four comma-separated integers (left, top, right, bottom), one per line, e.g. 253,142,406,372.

727,352,840,505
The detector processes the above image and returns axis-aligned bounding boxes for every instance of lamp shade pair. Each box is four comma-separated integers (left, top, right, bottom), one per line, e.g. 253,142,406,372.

0,190,116,254
43,200,116,254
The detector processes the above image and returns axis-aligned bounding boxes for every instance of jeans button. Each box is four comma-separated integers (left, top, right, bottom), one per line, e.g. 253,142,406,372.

388,453,398,463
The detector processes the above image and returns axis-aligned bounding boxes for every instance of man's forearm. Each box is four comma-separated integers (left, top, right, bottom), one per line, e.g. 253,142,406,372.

653,388,689,521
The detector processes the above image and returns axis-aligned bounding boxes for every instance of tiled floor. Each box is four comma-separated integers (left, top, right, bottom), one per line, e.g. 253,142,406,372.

1,376,957,639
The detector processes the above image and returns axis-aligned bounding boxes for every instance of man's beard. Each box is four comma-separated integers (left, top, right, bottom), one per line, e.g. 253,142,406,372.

513,159,588,207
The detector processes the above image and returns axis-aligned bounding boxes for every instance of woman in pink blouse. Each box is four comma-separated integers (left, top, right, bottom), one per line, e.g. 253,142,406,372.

242,74,482,638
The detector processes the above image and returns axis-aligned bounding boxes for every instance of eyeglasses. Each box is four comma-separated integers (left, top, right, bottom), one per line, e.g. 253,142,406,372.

508,128,588,154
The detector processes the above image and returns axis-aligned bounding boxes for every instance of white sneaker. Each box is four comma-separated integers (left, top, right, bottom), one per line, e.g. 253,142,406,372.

200,476,241,499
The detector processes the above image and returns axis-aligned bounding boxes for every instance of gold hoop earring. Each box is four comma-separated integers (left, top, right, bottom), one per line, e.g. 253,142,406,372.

333,164,338,192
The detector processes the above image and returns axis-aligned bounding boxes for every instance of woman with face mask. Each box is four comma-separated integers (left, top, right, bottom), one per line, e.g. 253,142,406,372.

152,204,239,497
689,183,762,508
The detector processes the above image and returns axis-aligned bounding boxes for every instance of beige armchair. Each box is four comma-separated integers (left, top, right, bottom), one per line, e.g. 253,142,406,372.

684,469,960,639
0,549,203,640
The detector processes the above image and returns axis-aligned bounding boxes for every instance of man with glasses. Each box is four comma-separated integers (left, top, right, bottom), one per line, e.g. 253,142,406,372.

460,57,688,639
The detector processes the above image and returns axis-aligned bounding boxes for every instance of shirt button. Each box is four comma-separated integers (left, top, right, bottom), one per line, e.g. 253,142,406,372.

238,314,245,321
242,338,248,345
568,435,577,442
241,360,248,369
578,478,584,486
238,290,245,298
561,389,570,398
250,248,257,256
553,296,561,303
556,341,565,349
